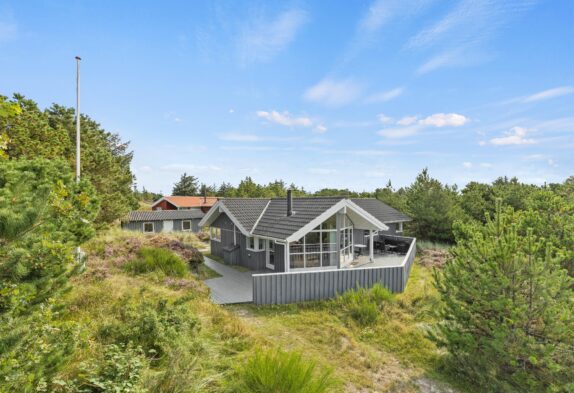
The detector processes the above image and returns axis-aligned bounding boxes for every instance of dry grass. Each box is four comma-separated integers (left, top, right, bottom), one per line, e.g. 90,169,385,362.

60,229,458,392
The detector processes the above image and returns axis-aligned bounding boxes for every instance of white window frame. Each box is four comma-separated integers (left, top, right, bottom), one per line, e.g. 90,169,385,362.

182,220,192,232
246,236,264,251
289,214,350,270
143,222,154,233
210,227,221,242
397,222,404,233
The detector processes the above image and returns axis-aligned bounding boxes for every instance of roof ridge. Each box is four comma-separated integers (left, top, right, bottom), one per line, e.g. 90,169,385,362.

250,199,272,234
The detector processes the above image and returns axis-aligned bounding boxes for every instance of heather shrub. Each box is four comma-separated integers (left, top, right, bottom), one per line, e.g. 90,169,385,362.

123,247,187,277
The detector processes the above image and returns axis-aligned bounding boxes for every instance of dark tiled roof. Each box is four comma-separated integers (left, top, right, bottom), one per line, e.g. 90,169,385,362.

219,198,270,232
252,197,343,239
212,197,410,240
351,198,411,223
126,210,204,222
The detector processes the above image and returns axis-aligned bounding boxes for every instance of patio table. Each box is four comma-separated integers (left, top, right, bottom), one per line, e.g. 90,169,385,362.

354,244,367,256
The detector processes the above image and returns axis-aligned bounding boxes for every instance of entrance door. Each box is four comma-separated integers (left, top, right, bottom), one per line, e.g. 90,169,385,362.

162,220,174,232
266,240,275,270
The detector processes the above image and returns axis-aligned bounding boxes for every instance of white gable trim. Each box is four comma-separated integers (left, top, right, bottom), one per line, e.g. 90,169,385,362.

285,199,388,243
250,200,271,234
345,199,389,231
151,196,180,209
198,201,251,237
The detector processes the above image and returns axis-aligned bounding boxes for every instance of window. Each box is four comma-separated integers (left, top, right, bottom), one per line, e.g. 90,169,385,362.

143,222,154,233
289,213,350,269
397,222,404,233
247,236,264,251
182,220,192,231
210,227,221,242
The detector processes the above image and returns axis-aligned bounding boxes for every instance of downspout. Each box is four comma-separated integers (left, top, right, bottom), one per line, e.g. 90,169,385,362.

336,211,342,269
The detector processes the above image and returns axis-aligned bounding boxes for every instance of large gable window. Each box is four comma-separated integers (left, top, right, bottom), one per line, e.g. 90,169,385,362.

289,213,347,270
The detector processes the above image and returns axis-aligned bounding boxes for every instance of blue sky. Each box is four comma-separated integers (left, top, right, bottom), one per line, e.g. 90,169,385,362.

1,0,573,193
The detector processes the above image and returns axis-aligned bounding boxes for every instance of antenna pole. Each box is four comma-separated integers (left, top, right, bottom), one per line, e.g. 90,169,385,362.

75,56,81,183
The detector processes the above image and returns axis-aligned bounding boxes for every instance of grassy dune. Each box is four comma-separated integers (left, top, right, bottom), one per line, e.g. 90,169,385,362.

54,229,459,392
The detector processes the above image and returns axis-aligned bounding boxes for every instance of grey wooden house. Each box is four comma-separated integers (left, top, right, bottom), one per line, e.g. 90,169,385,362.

199,191,416,304
122,210,205,233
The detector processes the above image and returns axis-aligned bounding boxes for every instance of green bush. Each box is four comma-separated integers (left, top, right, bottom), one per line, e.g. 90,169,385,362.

337,284,394,326
53,343,146,393
97,298,198,359
123,247,187,277
187,248,204,271
231,348,335,393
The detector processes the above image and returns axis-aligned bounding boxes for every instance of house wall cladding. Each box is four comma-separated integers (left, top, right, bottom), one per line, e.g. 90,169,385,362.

209,212,287,272
123,218,201,233
153,200,176,210
252,237,416,305
123,220,164,233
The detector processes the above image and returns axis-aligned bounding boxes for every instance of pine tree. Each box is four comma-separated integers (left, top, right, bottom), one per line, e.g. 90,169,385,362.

432,202,574,391
172,173,198,196
405,168,462,243
0,158,100,390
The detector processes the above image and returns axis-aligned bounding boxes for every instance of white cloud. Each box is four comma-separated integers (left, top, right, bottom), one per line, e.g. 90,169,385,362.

523,154,557,167
303,78,363,107
256,110,313,127
419,113,469,127
365,87,405,103
518,86,574,103
397,115,418,126
313,124,327,134
377,114,394,124
480,163,493,168
138,165,153,173
416,49,465,74
218,133,260,142
524,154,545,160
359,0,433,34
228,108,235,114
359,0,395,33
409,0,535,73
378,124,422,138
379,112,468,138
237,9,308,65
489,126,537,146
463,162,473,168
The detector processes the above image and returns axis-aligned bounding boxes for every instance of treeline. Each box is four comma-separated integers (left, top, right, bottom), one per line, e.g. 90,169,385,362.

167,171,574,246
0,93,137,225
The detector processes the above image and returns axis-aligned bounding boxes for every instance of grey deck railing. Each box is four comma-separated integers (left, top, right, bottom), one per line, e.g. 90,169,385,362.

252,237,416,305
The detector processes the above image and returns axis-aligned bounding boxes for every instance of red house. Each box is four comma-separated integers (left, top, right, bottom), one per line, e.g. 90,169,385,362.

152,196,218,213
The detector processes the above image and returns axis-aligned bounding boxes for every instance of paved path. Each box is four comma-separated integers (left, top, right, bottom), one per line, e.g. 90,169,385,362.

204,257,261,304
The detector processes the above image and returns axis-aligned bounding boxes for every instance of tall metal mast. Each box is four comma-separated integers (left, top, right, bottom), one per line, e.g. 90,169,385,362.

75,56,81,183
